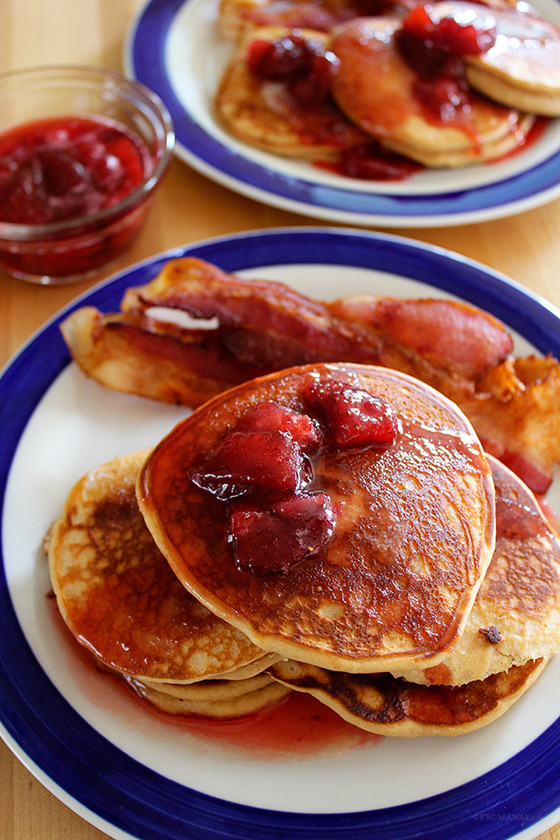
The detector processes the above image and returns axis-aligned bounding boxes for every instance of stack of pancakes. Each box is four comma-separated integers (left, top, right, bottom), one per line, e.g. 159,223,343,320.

47,363,560,736
46,450,288,720
215,0,560,168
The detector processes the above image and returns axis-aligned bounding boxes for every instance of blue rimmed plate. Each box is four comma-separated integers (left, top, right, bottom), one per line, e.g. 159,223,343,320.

2,228,560,839
125,0,560,228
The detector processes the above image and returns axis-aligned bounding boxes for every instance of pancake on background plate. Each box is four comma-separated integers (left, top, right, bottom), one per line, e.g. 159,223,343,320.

329,15,534,167
215,0,560,168
217,0,401,42
454,0,560,117
215,26,370,159
46,450,287,718
216,0,531,43
391,455,560,686
138,362,496,675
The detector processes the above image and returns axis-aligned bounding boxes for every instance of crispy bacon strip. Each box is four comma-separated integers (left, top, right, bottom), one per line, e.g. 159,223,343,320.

61,257,560,493
120,257,512,398
121,257,374,366
328,295,513,384
461,356,560,494
330,294,559,492
60,306,269,408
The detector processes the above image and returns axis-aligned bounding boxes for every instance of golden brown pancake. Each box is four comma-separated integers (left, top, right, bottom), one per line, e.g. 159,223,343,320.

215,26,369,159
391,455,560,685
169,651,283,681
138,671,275,699
138,362,496,674
127,670,291,719
329,16,534,167
454,1,560,116
47,450,269,684
268,657,547,736
127,676,290,718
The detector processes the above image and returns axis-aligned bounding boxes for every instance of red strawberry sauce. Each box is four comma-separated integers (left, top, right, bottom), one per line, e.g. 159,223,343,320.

192,382,399,575
0,115,153,279
0,115,150,225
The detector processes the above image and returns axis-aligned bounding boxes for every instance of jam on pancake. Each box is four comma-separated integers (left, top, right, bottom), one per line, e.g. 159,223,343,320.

191,384,399,574
138,362,496,674
329,14,533,167
214,0,560,172
46,450,287,719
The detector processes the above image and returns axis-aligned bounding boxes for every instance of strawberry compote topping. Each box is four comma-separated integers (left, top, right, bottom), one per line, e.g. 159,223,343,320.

190,428,311,500
245,29,422,180
229,492,335,574
191,383,399,575
305,379,400,448
396,4,497,123
236,400,321,453
0,115,150,225
397,4,497,76
247,32,339,105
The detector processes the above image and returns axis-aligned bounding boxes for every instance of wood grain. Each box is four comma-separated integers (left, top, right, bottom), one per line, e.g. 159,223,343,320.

1,1,559,838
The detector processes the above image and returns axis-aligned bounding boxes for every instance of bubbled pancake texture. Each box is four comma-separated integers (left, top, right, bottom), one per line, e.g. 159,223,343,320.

47,450,269,683
390,456,560,686
267,657,547,736
139,363,495,673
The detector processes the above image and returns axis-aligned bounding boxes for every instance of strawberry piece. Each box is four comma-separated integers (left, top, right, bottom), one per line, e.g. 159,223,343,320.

230,491,335,573
305,379,399,448
247,35,310,81
246,33,338,105
35,149,88,196
236,401,321,453
396,5,496,78
191,429,308,499
413,75,470,123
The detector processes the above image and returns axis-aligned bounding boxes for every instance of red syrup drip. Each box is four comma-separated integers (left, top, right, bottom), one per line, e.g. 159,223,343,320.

48,597,381,759
537,495,560,538
315,145,424,181
137,689,382,759
316,116,549,182
494,116,550,162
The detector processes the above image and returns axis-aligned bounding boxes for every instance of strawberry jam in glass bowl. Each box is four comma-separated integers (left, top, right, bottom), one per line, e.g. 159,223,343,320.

0,66,174,284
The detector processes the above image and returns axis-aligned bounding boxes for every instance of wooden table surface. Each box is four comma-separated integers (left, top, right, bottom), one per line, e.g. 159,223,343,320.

1,1,560,838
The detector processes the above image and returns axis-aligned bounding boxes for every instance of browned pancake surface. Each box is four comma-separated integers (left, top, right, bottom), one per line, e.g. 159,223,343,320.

392,456,560,685
139,363,495,673
48,450,266,682
329,16,533,166
215,26,369,159
461,1,560,116
268,657,547,735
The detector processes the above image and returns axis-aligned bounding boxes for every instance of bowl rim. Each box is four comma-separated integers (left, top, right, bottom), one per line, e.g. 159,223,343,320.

0,64,175,241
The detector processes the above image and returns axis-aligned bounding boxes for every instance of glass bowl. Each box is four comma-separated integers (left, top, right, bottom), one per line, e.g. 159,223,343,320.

0,65,175,285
